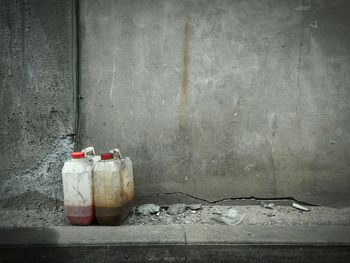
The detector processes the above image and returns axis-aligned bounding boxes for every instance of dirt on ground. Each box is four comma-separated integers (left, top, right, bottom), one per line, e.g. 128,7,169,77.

0,204,350,227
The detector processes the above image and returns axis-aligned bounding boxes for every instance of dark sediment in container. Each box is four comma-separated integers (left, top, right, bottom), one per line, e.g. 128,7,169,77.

65,205,95,225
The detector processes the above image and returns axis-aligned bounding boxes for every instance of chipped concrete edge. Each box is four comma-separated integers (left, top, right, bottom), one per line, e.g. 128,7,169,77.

0,225,350,246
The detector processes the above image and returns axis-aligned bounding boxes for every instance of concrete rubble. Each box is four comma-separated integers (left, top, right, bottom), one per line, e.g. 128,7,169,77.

188,204,202,211
135,204,160,216
260,201,275,210
167,204,187,215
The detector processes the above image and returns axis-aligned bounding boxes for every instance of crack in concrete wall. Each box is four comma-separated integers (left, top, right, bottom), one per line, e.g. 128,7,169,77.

296,0,306,114
137,191,316,206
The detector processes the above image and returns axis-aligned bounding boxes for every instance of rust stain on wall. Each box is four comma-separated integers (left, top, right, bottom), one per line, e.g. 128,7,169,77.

175,18,193,184
180,18,189,106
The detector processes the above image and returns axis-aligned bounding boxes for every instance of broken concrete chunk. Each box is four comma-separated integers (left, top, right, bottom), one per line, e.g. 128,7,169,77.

260,201,275,210
136,204,160,216
167,203,187,215
188,204,202,211
292,202,309,212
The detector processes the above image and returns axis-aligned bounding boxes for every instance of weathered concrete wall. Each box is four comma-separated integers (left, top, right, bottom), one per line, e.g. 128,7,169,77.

79,0,350,206
0,0,75,208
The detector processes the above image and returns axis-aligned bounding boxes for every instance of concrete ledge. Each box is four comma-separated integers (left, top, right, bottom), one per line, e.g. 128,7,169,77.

184,225,350,244
0,225,185,246
1,225,350,246
1,225,350,262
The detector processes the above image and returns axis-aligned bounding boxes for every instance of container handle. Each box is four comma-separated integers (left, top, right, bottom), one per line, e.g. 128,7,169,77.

82,146,96,156
109,148,122,159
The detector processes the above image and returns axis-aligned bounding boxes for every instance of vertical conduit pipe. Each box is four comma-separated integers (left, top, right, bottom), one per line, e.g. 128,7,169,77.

72,0,80,149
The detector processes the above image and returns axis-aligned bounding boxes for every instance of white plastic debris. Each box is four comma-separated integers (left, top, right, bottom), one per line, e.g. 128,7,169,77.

292,202,309,212
212,208,245,225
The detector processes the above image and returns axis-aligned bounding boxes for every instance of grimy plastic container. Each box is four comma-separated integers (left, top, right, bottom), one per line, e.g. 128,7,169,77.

93,150,134,225
62,151,95,225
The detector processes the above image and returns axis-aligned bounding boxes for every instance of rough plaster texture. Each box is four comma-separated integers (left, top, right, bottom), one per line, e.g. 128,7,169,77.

0,0,74,208
80,0,350,206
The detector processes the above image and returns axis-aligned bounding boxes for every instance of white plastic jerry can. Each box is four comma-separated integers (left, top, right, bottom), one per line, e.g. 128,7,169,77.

93,150,135,225
62,151,95,225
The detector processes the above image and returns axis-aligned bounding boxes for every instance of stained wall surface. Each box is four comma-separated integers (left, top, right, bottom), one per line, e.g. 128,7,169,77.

0,0,75,208
79,0,350,206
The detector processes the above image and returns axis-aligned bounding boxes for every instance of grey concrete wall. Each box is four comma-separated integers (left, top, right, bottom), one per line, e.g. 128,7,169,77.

79,0,350,206
0,0,75,208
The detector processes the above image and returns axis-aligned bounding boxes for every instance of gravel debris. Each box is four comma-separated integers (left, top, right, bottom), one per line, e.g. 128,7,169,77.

136,204,160,216
0,205,349,227
260,201,275,210
188,204,202,211
167,204,187,215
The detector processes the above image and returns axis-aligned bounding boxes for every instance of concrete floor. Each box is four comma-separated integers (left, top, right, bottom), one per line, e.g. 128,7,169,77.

1,225,350,262
1,204,350,262
0,204,350,227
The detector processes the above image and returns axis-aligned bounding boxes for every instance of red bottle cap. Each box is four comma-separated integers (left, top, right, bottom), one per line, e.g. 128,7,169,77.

101,153,113,160
72,152,85,159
